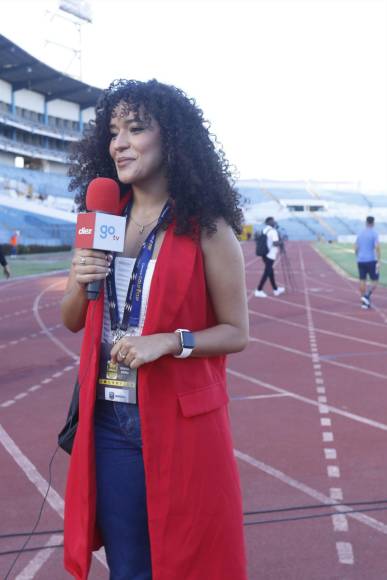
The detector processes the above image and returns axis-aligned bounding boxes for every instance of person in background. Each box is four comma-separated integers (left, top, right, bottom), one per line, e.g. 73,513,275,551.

9,230,20,258
355,215,381,309
61,79,248,580
254,216,285,298
0,247,10,278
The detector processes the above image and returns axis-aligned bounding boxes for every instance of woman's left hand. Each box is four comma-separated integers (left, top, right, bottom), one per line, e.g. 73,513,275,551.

110,333,179,369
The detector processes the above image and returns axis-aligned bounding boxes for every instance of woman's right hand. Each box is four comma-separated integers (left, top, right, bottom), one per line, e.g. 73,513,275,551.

72,249,112,287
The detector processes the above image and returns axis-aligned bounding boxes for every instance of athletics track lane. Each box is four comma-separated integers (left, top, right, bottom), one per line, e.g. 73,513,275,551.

236,241,387,579
1,242,387,578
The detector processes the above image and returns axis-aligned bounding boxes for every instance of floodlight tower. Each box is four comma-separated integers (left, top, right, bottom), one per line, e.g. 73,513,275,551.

44,0,92,80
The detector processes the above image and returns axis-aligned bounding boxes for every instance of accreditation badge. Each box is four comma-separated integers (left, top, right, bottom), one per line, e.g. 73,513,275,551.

97,342,137,404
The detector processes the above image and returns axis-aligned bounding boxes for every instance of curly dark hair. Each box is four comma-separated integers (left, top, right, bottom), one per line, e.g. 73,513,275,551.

69,79,243,236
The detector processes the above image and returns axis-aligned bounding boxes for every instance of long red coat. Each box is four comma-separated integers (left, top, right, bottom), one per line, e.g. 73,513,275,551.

64,221,247,579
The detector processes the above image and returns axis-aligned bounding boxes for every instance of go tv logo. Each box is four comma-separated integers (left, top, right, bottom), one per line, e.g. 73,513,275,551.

100,224,120,240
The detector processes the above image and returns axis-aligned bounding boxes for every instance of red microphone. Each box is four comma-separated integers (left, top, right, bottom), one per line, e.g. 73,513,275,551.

86,177,120,214
75,178,126,300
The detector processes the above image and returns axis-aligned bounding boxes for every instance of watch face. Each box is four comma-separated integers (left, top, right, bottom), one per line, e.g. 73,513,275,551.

181,331,195,349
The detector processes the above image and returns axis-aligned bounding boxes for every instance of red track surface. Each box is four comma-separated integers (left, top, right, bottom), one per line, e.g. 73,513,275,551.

1,242,387,579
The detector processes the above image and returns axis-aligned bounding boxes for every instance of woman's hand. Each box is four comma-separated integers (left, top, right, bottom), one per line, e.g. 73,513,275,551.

72,249,112,287
111,333,180,369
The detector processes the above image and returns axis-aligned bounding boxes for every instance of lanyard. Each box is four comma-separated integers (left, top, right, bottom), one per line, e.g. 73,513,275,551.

106,201,170,342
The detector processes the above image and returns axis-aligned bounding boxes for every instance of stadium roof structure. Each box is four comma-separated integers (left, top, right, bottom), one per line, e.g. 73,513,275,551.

0,34,102,109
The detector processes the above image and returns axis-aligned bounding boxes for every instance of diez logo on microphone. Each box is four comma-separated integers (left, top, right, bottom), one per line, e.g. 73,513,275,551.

75,213,95,248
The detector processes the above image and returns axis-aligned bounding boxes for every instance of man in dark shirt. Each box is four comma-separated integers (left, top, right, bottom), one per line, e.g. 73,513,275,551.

0,248,10,279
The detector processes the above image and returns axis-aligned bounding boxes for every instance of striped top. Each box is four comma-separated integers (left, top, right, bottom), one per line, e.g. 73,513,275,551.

102,256,156,343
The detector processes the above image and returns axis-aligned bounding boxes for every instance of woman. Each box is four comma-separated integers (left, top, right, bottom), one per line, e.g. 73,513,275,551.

61,79,249,580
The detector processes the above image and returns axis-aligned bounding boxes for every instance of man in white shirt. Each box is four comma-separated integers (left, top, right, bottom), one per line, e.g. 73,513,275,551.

254,217,285,298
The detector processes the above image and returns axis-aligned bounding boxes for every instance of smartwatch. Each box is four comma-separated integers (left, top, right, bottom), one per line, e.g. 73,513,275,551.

174,329,195,359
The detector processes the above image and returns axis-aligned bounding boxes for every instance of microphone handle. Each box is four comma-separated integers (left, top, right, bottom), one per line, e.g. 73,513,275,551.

87,279,103,301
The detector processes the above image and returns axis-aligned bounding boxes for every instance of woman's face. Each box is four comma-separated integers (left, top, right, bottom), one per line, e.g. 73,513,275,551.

109,102,164,185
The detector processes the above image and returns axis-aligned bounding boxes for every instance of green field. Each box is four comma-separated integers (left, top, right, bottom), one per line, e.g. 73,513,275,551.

3,244,387,285
315,242,387,287
2,251,72,279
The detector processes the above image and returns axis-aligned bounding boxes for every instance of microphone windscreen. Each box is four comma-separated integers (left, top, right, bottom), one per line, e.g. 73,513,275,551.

86,178,120,215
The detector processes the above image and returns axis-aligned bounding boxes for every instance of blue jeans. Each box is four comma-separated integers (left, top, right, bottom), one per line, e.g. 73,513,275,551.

94,400,152,580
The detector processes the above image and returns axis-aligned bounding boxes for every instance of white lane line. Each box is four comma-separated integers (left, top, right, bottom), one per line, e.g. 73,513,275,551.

1,400,15,408
332,515,349,533
0,424,108,570
234,449,387,534
323,432,334,442
33,281,79,362
0,424,64,516
302,244,352,566
249,335,387,381
15,533,63,579
1,364,78,408
0,326,59,350
330,488,344,501
321,418,332,427
0,302,61,322
327,465,341,478
263,288,387,329
0,309,27,321
0,294,29,304
300,245,347,560
248,308,387,348
324,449,337,460
227,368,387,431
336,542,354,564
231,394,290,401
317,388,326,394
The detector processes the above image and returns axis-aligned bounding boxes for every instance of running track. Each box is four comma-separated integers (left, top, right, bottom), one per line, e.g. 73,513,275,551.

1,242,386,579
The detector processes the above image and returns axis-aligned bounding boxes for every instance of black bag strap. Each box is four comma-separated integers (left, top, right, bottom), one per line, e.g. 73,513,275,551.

57,378,80,455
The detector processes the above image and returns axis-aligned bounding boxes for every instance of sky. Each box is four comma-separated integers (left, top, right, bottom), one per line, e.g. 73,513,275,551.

0,0,386,192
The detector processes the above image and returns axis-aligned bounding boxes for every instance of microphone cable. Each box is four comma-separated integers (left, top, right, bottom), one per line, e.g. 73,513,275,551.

2,497,387,558
244,503,387,527
243,497,387,517
3,445,59,579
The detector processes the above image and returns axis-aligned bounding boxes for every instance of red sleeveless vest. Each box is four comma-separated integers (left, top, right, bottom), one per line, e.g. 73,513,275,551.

64,220,247,579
